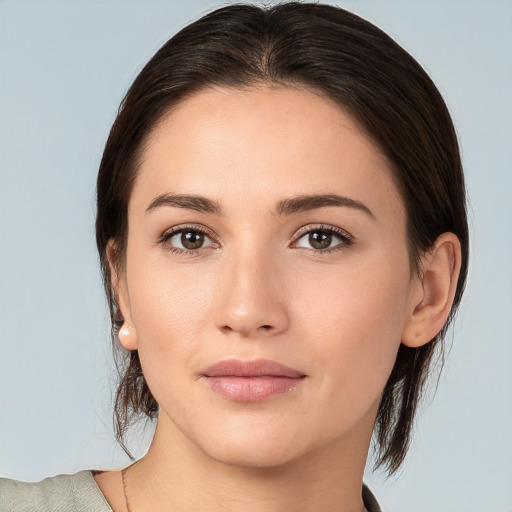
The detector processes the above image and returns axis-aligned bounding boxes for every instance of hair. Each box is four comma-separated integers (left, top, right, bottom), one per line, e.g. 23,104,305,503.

96,2,469,474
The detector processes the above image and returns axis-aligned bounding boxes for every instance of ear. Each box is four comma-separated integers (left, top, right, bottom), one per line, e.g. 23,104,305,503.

106,240,138,351
402,233,462,348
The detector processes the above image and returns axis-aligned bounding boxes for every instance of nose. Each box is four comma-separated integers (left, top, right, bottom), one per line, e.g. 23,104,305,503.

213,248,289,338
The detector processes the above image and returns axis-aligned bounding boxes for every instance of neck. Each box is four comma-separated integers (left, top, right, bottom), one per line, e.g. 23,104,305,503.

124,413,372,512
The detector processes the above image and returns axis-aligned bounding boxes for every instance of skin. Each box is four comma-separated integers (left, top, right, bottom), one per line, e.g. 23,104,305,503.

95,86,461,512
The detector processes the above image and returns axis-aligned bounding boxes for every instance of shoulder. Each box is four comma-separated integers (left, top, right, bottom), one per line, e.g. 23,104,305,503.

0,471,113,512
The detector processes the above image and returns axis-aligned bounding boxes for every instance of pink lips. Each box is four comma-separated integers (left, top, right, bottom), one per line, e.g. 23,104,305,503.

201,359,306,402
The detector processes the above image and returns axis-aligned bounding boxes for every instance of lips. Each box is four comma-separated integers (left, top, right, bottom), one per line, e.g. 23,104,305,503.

201,359,306,402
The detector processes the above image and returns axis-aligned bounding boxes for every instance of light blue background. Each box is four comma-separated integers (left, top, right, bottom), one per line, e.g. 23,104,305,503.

1,1,511,511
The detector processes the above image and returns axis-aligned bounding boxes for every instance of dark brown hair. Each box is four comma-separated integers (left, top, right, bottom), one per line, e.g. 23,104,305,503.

96,2,469,473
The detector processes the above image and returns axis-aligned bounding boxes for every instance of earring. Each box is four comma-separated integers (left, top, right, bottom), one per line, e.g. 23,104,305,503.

119,324,134,338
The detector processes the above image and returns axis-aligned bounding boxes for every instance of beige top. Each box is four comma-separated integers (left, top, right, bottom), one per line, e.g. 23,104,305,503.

0,471,382,511
0,471,112,512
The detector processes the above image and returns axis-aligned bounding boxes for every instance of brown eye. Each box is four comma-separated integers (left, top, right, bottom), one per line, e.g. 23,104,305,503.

294,226,352,252
309,231,332,250
164,228,216,252
181,230,205,249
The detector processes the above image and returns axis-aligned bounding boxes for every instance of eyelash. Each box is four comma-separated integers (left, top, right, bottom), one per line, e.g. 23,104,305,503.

158,224,219,256
157,223,354,255
291,224,354,254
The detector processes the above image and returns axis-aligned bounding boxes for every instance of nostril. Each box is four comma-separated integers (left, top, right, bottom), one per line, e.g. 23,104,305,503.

260,325,272,330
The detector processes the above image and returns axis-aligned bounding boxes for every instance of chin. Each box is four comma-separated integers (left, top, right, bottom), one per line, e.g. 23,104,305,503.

204,440,300,469
193,420,315,470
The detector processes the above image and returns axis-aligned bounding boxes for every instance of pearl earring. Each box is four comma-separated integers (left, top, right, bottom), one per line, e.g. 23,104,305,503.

120,325,134,337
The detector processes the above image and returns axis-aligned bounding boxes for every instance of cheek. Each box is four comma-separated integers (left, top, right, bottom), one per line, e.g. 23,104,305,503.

125,255,216,383
295,252,412,397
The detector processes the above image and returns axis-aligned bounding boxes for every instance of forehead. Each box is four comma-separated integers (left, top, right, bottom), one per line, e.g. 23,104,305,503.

131,86,404,221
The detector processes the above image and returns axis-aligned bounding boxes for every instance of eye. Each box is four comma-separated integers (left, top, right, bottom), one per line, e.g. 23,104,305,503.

159,226,218,253
293,225,352,252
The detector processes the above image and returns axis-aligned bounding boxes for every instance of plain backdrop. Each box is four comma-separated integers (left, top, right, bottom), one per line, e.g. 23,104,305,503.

1,1,511,511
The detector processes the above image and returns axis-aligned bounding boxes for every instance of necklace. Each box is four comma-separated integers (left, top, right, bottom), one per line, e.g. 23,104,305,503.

121,465,134,512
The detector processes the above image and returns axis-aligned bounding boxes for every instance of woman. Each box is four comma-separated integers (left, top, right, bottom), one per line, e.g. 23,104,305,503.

0,2,468,511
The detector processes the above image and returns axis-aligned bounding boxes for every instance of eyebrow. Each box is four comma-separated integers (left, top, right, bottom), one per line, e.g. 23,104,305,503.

276,194,375,219
145,192,374,219
146,193,222,214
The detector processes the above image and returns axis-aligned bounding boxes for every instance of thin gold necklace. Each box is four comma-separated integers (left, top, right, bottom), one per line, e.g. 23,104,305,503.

121,465,134,512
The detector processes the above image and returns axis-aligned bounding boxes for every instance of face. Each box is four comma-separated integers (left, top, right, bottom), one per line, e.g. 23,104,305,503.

116,86,421,468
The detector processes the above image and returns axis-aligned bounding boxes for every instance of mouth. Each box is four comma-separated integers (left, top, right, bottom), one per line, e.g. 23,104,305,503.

200,359,307,402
